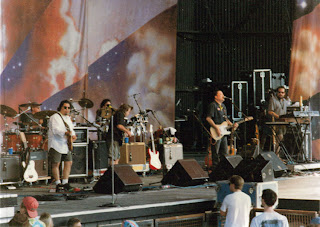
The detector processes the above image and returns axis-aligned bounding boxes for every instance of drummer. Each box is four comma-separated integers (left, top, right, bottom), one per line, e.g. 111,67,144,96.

20,102,46,131
96,99,116,123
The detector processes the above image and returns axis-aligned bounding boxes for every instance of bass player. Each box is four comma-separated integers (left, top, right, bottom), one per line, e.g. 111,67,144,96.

206,89,238,170
48,100,77,192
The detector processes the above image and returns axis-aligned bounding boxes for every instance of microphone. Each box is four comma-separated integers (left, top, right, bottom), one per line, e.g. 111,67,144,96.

224,96,232,100
146,109,153,113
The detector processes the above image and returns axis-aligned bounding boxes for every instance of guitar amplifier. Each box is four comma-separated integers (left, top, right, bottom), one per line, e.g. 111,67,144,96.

0,155,21,182
119,142,146,165
30,151,48,178
159,143,184,173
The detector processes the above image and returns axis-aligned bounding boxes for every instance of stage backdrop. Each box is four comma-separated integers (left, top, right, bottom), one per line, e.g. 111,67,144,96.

289,1,320,159
0,0,177,147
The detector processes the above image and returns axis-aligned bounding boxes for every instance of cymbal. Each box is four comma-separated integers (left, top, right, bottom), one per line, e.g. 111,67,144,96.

33,110,57,119
78,98,94,108
0,105,17,117
19,102,42,108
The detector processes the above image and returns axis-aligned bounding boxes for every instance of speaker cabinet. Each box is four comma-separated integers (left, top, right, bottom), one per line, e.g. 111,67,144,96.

119,142,146,165
0,155,21,182
70,144,88,177
161,159,208,186
256,151,287,177
30,151,48,177
159,143,184,173
234,159,274,182
89,140,108,170
93,164,142,194
209,155,243,182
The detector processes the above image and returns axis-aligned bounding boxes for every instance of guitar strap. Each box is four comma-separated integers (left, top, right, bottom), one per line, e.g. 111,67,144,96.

57,112,71,131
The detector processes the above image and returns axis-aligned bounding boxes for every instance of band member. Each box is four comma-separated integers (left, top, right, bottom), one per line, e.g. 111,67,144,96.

267,86,291,155
96,99,115,122
106,103,133,165
20,102,45,130
48,100,76,192
206,90,237,170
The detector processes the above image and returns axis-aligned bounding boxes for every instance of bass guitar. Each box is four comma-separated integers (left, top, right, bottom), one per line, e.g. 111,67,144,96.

148,125,161,170
210,116,253,141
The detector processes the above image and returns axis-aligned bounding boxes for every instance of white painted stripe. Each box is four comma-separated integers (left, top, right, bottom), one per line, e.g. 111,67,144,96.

51,198,213,218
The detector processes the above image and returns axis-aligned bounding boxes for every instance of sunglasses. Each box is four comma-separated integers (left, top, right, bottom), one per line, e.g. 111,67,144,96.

63,106,71,109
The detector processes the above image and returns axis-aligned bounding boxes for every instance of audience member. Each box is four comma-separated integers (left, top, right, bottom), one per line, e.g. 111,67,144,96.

220,175,252,227
40,212,54,227
19,196,46,227
122,220,139,227
67,217,82,227
250,189,289,227
8,212,31,227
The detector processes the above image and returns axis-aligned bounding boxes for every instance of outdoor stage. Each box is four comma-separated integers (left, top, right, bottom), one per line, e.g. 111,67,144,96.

0,170,320,226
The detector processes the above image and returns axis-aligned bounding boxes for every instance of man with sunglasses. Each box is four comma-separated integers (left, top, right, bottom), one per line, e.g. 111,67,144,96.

267,86,291,155
48,100,77,192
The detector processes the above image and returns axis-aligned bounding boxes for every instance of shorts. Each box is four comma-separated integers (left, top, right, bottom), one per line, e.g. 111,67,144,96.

108,140,121,160
49,148,73,163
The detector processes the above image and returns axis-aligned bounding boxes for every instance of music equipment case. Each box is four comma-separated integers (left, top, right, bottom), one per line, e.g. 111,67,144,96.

119,142,146,165
0,155,21,182
159,143,184,174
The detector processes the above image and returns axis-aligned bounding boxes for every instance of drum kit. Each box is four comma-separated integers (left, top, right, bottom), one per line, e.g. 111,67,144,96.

0,103,57,153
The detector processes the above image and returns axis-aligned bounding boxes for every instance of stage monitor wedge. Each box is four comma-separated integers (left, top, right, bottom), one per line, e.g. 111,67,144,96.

161,159,208,187
93,164,142,194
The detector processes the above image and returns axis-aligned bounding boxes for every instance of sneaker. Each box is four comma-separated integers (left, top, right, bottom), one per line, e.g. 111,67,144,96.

63,183,74,192
56,184,65,192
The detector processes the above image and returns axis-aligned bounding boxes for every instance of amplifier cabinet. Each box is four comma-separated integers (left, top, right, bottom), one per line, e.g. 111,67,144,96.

73,127,89,144
0,155,21,182
119,142,146,165
29,151,48,178
69,144,88,177
89,140,108,170
159,143,183,172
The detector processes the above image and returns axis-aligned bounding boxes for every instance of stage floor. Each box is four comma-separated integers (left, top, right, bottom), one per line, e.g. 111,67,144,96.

0,170,320,226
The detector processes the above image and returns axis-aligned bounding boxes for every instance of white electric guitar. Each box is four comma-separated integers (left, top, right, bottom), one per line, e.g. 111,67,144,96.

210,116,253,141
148,125,161,170
22,159,38,183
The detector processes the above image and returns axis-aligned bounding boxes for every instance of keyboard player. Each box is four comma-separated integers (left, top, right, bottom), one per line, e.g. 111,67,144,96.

267,86,291,155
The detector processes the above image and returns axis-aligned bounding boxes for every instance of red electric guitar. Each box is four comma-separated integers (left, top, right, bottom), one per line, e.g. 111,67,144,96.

148,125,161,170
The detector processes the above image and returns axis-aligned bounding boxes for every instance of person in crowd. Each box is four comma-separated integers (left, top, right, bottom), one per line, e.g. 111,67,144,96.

8,212,31,227
67,217,82,227
18,196,46,227
267,86,291,155
40,212,54,227
48,100,77,192
106,103,133,165
206,89,238,170
220,175,252,227
250,189,289,227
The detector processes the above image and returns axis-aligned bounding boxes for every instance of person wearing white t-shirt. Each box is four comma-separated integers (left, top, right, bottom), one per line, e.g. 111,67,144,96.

250,189,289,227
220,175,252,227
48,100,77,192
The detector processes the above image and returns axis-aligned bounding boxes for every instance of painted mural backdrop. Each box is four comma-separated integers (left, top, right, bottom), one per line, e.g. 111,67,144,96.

0,0,177,149
289,1,320,159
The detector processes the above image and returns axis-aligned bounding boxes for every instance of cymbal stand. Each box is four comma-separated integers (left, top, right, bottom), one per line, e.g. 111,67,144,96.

131,94,143,114
148,110,170,138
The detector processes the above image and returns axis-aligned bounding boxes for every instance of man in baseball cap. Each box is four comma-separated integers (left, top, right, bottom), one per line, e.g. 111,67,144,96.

20,197,45,227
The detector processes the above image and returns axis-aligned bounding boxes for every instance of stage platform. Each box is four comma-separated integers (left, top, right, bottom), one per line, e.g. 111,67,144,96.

0,170,320,226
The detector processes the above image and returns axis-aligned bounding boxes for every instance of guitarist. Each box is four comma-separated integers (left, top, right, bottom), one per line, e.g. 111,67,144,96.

48,100,77,192
206,90,238,170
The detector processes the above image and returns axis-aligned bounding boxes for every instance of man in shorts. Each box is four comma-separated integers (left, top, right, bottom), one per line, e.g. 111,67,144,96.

48,100,76,192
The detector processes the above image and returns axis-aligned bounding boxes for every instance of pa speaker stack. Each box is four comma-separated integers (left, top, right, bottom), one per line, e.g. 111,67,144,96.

256,151,287,177
161,159,208,186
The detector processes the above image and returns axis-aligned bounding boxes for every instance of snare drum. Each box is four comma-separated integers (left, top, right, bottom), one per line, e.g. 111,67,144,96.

3,132,22,152
25,132,43,150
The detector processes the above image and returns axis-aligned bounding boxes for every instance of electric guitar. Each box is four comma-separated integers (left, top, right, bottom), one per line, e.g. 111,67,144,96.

210,116,253,141
22,160,38,183
148,125,161,170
